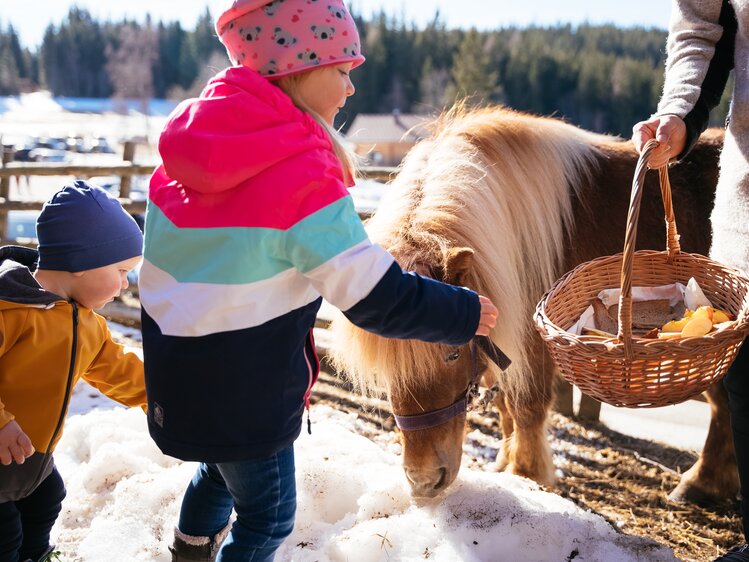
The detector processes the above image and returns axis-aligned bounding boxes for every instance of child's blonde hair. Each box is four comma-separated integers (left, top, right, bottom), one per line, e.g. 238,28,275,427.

276,71,357,184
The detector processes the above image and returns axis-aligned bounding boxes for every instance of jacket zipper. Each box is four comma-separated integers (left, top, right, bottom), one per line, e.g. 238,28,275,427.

302,329,320,434
25,302,78,495
49,302,79,452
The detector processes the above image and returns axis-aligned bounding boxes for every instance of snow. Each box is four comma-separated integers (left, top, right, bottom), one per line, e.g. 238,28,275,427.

0,91,171,148
52,407,677,562
44,325,681,561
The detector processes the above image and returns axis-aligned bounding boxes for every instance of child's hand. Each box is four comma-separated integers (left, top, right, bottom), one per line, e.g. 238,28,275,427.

475,295,498,336
0,420,35,465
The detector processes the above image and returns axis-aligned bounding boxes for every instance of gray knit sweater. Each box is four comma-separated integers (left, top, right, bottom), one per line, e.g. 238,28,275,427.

657,0,749,273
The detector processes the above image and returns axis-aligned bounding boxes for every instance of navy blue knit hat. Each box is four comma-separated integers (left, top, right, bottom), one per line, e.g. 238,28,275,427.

36,180,143,272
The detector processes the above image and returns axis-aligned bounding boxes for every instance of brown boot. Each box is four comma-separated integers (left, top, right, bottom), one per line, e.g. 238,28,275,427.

169,524,231,562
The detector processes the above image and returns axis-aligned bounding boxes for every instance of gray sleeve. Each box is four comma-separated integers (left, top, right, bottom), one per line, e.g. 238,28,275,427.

657,0,725,118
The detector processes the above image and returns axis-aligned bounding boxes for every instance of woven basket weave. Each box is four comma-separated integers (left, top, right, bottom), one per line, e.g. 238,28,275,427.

534,140,749,408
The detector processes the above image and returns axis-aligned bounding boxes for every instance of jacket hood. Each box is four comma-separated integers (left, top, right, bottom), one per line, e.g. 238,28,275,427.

157,66,337,194
0,246,60,307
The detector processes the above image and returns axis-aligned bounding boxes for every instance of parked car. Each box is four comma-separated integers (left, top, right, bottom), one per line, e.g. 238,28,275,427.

89,136,115,154
89,175,149,201
5,210,39,243
35,137,68,151
27,148,70,162
65,135,87,153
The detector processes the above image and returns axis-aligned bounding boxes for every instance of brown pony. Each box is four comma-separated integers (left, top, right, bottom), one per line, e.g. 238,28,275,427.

330,105,735,502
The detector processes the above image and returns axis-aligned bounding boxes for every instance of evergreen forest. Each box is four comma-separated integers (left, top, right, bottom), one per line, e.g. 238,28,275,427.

0,7,733,136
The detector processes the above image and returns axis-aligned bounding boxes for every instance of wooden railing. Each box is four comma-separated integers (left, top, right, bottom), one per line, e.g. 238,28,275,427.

0,145,612,419
0,141,397,243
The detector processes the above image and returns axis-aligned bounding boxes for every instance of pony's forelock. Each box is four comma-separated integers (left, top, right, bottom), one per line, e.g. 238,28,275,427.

330,105,603,399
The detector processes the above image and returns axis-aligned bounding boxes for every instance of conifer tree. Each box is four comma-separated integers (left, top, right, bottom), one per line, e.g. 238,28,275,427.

448,29,499,106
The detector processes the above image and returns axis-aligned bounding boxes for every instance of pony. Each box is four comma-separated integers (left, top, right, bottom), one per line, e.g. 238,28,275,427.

330,104,735,503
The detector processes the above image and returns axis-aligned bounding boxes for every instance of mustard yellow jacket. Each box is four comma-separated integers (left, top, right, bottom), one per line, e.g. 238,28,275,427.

0,246,146,502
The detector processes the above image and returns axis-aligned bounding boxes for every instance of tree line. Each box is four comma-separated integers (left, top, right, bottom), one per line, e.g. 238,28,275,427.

0,7,733,137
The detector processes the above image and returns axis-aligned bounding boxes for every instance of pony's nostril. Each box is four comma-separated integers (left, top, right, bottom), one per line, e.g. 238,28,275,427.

405,468,423,487
433,467,447,490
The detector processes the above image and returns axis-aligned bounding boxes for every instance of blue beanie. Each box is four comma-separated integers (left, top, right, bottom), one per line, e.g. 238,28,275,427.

36,180,144,272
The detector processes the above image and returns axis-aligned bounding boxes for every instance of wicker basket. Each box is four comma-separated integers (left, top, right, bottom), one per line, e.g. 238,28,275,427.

534,140,749,408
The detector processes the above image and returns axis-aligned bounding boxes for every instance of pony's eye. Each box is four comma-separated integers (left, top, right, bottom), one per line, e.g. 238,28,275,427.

446,349,461,362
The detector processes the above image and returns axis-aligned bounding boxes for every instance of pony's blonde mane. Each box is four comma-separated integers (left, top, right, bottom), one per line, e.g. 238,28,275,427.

330,105,604,399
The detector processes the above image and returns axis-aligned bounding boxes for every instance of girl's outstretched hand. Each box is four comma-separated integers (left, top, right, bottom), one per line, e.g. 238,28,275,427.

476,295,498,336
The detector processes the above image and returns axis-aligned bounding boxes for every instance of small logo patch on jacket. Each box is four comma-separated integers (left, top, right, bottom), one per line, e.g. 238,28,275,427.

152,403,165,427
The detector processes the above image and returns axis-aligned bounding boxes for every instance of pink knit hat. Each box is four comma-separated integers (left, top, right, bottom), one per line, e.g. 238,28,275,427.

215,0,365,79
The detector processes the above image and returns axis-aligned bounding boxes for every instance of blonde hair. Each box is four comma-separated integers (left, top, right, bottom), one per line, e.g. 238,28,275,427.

276,71,358,183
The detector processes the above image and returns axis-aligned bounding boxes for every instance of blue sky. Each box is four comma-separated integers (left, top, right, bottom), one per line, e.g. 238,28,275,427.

2,1,672,50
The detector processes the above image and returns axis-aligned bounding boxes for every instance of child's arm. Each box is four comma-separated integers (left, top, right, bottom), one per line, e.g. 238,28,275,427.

82,316,147,411
0,314,34,465
286,190,487,346
0,420,34,466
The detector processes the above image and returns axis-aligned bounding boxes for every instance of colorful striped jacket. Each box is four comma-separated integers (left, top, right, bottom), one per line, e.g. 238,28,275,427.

139,66,480,462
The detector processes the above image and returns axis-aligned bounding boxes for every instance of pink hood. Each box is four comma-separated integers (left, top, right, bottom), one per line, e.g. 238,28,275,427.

157,66,341,194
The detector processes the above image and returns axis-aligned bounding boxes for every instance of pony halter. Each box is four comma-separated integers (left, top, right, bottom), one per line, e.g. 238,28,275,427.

392,336,511,431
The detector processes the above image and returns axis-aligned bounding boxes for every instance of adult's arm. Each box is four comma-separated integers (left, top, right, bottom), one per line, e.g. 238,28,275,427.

658,0,736,158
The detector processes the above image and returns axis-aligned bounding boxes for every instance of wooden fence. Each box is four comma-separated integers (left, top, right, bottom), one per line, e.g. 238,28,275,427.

0,143,607,418
0,141,397,244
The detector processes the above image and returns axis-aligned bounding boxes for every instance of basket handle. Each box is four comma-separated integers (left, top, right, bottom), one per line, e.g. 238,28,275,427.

618,139,681,358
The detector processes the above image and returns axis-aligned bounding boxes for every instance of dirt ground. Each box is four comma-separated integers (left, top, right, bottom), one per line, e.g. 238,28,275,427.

309,368,743,562
547,414,741,562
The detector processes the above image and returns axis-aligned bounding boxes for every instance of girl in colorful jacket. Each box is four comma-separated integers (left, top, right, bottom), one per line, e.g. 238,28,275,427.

139,1,498,560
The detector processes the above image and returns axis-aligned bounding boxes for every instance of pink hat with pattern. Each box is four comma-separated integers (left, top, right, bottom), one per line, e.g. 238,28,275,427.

215,0,365,79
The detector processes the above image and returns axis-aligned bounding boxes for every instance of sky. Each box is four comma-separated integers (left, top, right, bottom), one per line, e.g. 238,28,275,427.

50,325,680,561
1,1,673,50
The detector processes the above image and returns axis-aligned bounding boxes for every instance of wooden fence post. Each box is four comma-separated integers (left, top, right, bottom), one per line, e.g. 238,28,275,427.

119,141,136,199
577,394,602,421
0,148,13,199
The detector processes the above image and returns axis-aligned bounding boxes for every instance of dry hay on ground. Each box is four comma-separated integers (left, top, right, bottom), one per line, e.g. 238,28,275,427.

312,369,743,562
548,414,741,562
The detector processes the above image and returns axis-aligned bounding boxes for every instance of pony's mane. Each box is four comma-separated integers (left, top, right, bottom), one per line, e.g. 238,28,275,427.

330,105,605,398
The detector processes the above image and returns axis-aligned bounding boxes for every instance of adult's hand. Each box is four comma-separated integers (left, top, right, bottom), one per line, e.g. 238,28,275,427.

632,114,687,169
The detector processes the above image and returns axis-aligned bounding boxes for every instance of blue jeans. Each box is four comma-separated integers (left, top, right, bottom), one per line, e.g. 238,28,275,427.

178,446,296,562
0,467,66,562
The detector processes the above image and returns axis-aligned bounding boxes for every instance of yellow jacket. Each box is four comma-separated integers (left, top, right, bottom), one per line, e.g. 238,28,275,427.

0,246,145,501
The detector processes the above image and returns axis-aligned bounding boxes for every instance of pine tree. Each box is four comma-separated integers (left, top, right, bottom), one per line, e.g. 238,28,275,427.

0,29,21,95
448,29,499,106
106,21,158,105
40,7,110,96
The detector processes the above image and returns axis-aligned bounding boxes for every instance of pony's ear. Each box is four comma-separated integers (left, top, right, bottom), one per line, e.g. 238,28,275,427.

443,247,474,286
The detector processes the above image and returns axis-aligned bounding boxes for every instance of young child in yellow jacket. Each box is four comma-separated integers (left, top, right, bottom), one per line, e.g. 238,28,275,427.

0,180,146,562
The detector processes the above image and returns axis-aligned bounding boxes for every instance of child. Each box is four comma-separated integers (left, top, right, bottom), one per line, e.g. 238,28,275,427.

0,180,146,562
139,1,498,560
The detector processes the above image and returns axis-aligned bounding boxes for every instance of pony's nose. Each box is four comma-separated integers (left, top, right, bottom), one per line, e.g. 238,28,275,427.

405,467,447,498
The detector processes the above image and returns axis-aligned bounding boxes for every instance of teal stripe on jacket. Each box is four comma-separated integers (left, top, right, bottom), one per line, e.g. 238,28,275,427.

144,196,368,285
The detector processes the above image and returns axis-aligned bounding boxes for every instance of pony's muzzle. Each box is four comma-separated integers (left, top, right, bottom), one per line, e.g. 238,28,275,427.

405,466,448,498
